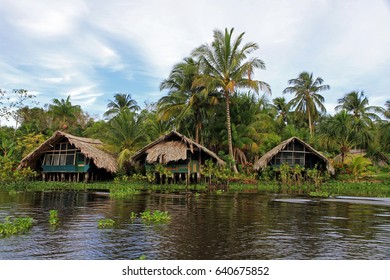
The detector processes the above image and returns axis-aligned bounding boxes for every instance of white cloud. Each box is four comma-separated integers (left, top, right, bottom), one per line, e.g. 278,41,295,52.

0,0,389,117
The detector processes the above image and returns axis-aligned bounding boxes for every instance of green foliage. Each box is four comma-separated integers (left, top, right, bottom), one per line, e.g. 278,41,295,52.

306,165,325,191
350,155,372,181
130,212,138,221
0,216,34,237
49,210,59,225
0,157,37,185
109,185,141,198
97,218,115,229
140,210,170,223
309,191,330,198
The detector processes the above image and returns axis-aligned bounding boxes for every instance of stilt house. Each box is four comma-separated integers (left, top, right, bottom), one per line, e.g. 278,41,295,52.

253,137,334,174
131,131,225,183
18,131,117,182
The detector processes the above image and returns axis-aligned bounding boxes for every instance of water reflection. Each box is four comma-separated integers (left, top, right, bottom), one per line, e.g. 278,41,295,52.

0,191,389,259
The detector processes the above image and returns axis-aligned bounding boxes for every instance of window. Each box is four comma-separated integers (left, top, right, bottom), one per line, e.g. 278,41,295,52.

44,154,53,165
66,154,75,165
77,153,85,165
52,154,60,165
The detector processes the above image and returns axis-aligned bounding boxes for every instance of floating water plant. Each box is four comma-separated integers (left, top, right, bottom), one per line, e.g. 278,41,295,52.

0,216,34,237
98,218,115,229
140,210,170,223
49,210,59,225
130,212,138,221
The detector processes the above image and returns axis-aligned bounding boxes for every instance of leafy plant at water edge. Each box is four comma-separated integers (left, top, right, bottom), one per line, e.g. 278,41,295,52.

349,155,372,181
309,191,330,198
49,210,59,225
0,216,34,237
109,185,141,198
97,218,115,229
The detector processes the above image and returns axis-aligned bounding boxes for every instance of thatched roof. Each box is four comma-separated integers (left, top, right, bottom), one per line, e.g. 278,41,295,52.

132,130,225,166
253,137,335,174
18,131,117,173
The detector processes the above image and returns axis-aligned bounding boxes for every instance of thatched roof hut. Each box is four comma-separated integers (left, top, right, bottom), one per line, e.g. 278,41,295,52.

253,137,334,174
132,130,225,166
18,131,117,181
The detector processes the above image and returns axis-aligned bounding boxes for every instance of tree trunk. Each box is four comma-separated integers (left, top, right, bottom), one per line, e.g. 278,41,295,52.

307,104,313,136
225,93,238,173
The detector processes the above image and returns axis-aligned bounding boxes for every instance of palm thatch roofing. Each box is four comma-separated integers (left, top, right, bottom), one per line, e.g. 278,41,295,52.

132,130,225,166
253,136,335,174
18,131,117,173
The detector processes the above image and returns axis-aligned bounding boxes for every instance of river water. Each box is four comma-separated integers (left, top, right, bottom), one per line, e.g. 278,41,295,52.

1,190,390,259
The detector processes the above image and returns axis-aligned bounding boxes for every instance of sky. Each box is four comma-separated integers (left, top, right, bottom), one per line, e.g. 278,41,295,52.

1,0,389,122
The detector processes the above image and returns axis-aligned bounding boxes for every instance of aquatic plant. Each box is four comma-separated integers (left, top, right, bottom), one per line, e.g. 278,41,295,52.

140,210,170,223
130,212,138,221
49,210,59,225
215,189,224,195
109,186,141,198
97,218,115,229
0,216,34,237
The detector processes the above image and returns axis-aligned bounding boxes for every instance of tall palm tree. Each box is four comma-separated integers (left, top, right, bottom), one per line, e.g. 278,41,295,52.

335,91,383,125
104,93,140,119
192,28,270,172
272,97,291,125
48,95,81,130
158,57,216,143
283,72,329,136
318,111,358,164
385,100,390,119
104,108,146,172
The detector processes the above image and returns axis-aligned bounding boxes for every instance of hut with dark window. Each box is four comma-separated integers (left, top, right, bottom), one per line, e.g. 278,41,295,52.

131,131,225,184
253,137,334,174
18,131,117,182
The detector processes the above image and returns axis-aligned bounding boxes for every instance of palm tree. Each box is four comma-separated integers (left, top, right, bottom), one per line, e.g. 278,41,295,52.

335,91,383,125
158,57,217,143
318,111,356,164
192,28,270,172
272,97,291,126
318,110,373,163
283,72,329,136
385,100,390,119
104,93,140,119
104,108,146,172
48,95,81,130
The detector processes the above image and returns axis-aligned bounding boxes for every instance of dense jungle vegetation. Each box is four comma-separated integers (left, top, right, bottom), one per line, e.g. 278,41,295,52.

1,28,389,188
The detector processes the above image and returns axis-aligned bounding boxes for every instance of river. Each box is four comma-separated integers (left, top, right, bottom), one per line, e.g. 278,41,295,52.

1,190,389,259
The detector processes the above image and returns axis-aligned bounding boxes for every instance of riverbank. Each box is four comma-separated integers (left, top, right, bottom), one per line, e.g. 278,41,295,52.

1,176,390,198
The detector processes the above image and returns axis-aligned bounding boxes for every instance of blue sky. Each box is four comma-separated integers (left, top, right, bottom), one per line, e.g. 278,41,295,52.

1,0,389,122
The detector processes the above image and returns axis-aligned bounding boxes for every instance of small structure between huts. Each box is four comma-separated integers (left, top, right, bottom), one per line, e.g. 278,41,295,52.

131,131,225,184
18,131,117,182
253,136,334,174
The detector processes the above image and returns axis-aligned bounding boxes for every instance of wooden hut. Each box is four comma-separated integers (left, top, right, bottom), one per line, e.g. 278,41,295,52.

18,131,117,182
253,137,334,174
131,131,225,183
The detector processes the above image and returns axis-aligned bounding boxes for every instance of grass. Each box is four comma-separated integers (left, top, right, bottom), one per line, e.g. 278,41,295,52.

1,172,389,198
0,216,34,237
